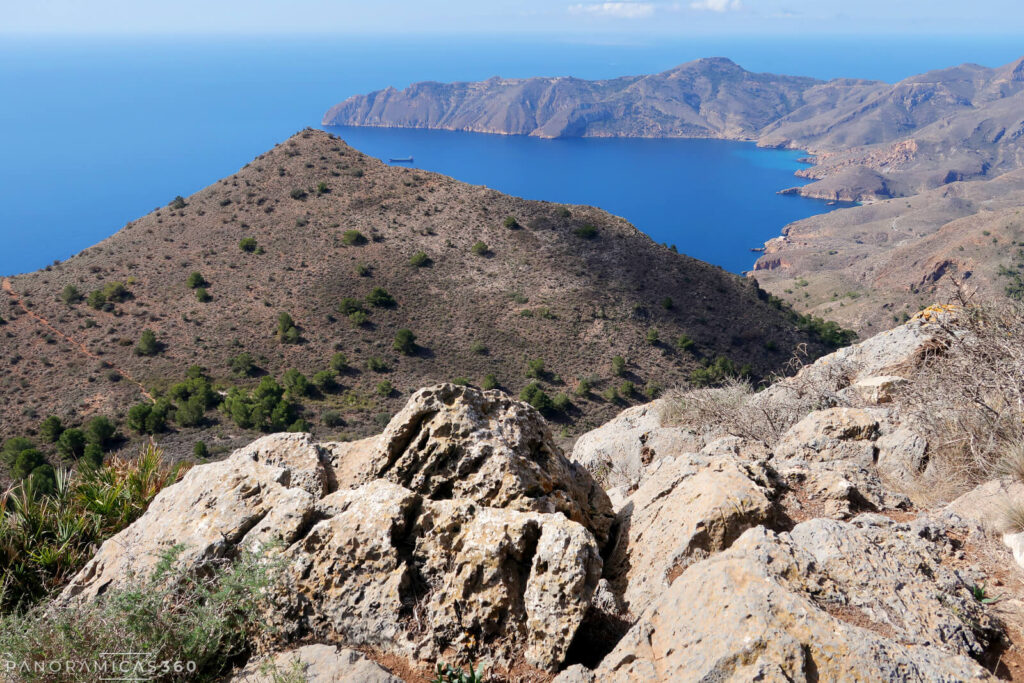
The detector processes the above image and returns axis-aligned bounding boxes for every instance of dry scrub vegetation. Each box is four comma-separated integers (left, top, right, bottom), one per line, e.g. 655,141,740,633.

900,296,1024,503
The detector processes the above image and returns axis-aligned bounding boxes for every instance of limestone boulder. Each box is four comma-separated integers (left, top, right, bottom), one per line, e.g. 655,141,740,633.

61,385,609,673
570,400,698,492
947,478,1024,570
778,461,911,521
845,374,908,405
284,480,602,671
581,524,996,681
604,454,778,617
774,407,884,466
60,434,324,603
231,645,401,683
360,384,614,546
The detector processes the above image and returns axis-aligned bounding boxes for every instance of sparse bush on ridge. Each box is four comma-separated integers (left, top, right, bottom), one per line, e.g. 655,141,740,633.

574,224,598,239
520,382,553,414
393,328,417,355
276,312,299,344
409,250,431,267
186,272,206,289
342,229,367,246
135,329,160,356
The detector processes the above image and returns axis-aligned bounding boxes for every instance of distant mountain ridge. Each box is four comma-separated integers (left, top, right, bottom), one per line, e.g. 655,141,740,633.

325,56,1024,202
324,58,821,140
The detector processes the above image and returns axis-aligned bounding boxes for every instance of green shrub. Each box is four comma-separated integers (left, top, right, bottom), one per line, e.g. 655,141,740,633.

689,356,752,388
409,250,431,267
342,229,367,246
82,443,104,471
174,396,207,427
452,377,470,386
503,216,520,229
239,237,259,253
316,181,329,195
676,334,695,352
393,328,417,355
470,341,488,355
38,416,64,444
646,328,659,345
85,416,116,449
186,272,206,289
520,382,553,414
194,441,209,459
86,289,106,309
574,377,593,397
0,542,281,680
338,297,363,316
481,374,498,390
287,418,310,433
471,241,489,256
644,381,663,399
277,312,299,344
376,380,394,396
619,381,635,398
611,355,626,376
1,437,35,466
322,410,344,427
281,369,310,398
28,464,57,496
290,187,308,200
56,428,86,459
0,443,185,608
433,661,486,683
574,225,598,239
60,284,81,305
602,387,619,403
367,356,388,373
355,263,371,276
135,329,160,356
552,393,572,413
526,358,545,379
366,287,396,308
661,296,674,310
312,370,337,392
127,400,171,434
222,378,296,432
12,448,46,480
556,207,572,218
795,314,857,348
169,195,187,210
329,352,349,372
195,287,212,303
230,352,257,377
348,310,369,327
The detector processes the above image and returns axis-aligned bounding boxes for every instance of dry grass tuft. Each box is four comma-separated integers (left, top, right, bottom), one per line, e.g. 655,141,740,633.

899,294,1024,492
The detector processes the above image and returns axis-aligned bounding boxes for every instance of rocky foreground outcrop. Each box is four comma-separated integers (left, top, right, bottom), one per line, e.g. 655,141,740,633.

61,313,1023,680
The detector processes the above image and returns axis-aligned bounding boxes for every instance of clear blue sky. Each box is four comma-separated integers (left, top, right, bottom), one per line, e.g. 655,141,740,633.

3,0,1022,36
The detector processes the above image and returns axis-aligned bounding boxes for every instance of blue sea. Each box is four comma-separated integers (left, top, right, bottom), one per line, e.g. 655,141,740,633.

2,35,1021,275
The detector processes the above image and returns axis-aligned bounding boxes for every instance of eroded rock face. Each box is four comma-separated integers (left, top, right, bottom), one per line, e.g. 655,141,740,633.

570,401,698,492
774,407,885,466
361,384,614,547
284,480,602,671
580,524,996,682
61,434,324,603
604,454,778,617
61,385,608,673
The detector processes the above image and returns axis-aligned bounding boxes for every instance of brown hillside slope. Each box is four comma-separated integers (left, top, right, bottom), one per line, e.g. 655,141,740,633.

752,169,1024,332
0,129,840,467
